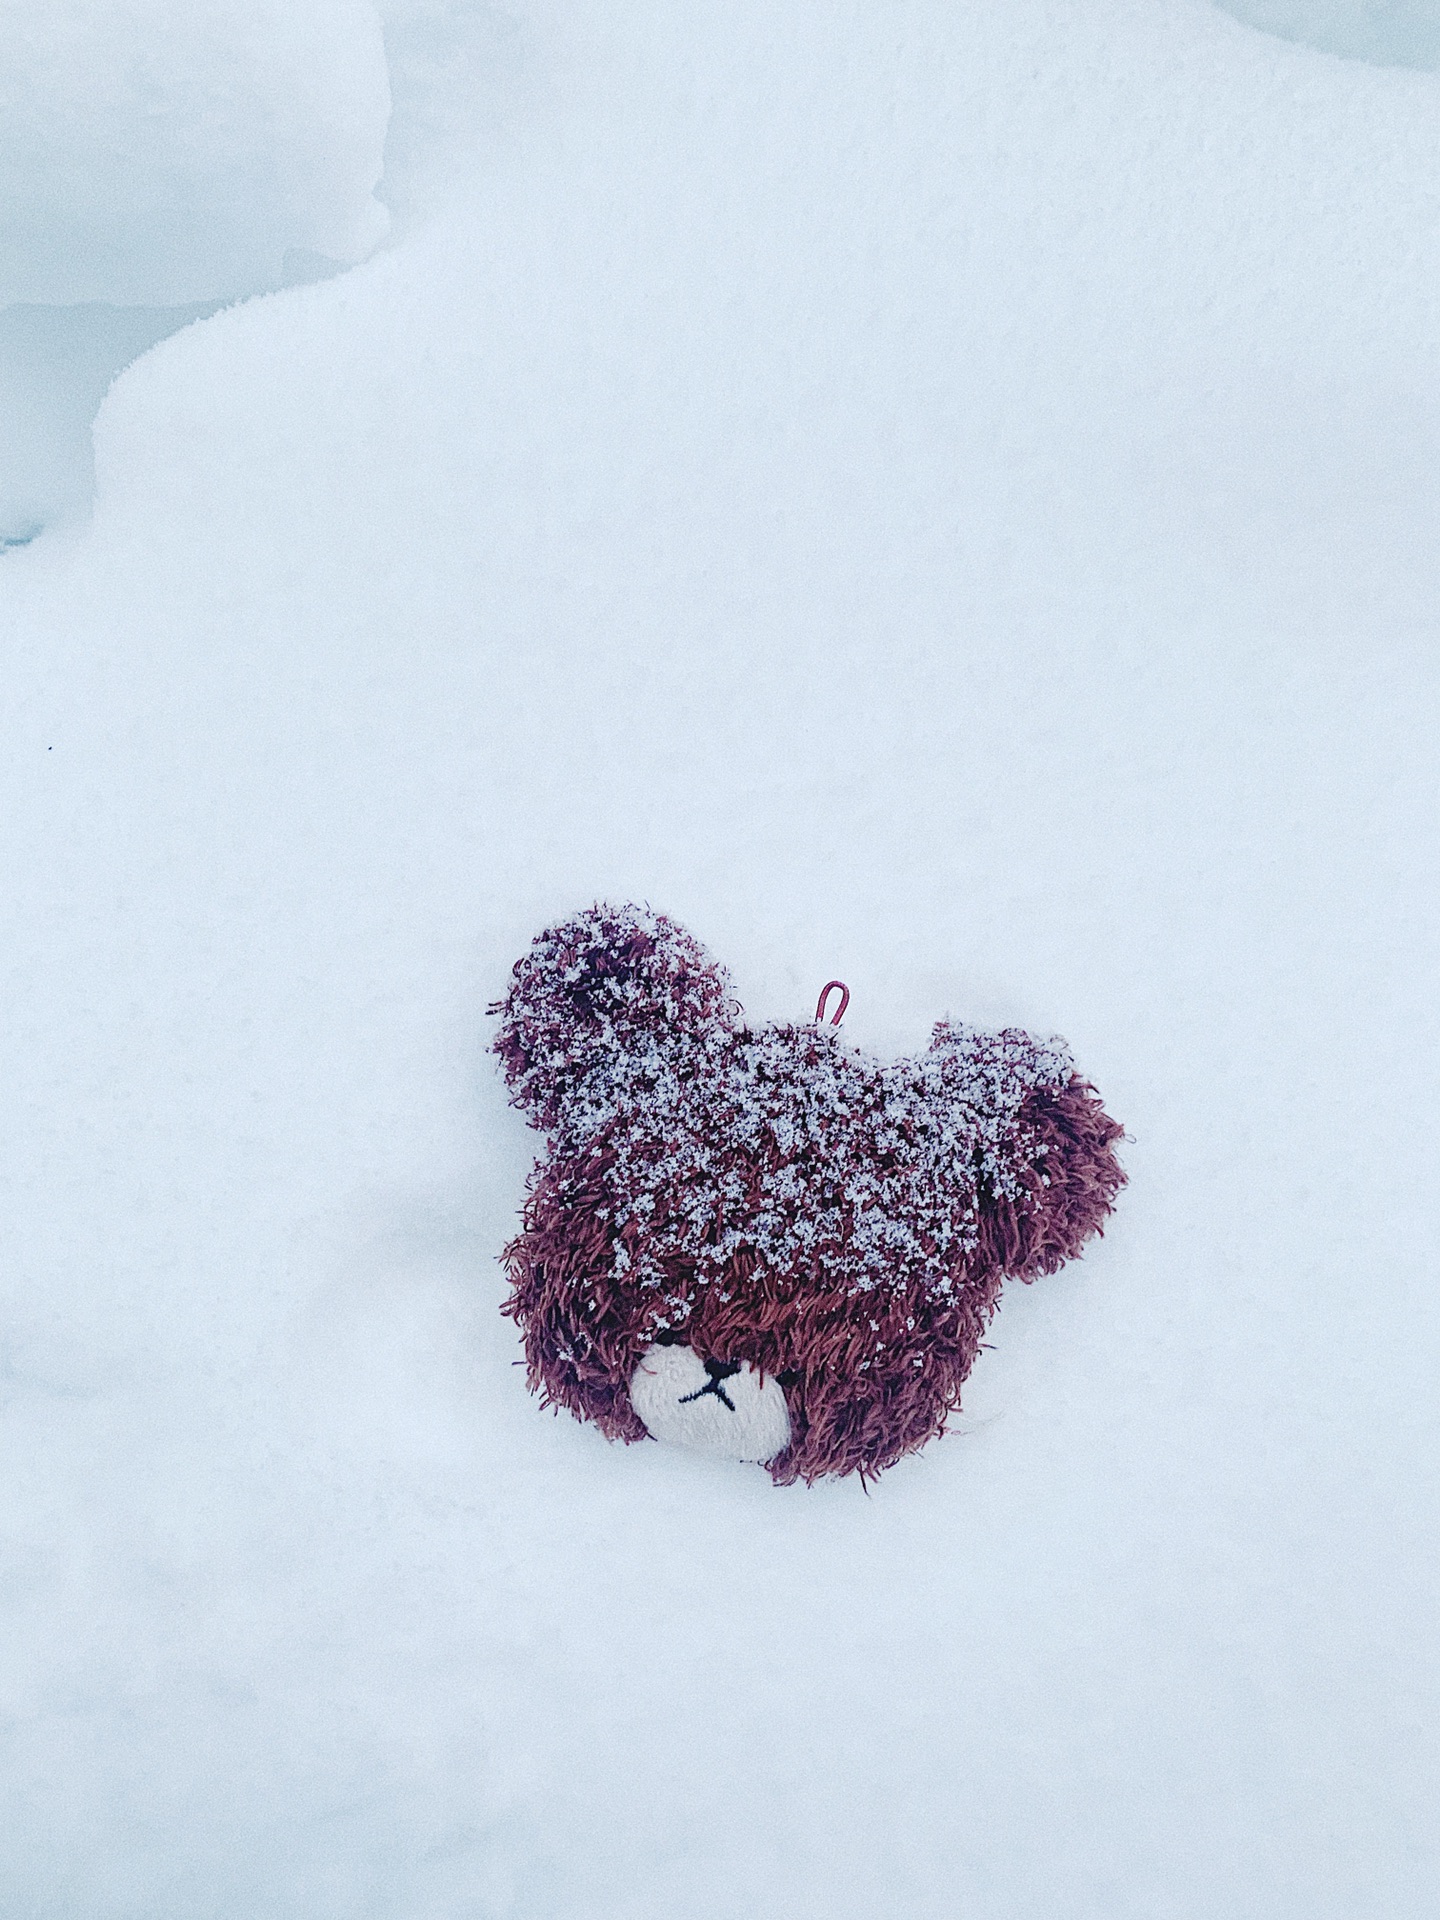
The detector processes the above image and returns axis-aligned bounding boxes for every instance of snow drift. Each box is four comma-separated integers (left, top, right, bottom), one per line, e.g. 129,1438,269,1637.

0,0,390,307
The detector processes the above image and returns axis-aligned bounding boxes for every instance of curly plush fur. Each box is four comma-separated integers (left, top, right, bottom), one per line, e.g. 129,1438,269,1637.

493,904,1125,1483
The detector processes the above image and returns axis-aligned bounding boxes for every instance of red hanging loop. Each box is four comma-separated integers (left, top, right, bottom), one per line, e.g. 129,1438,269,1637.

815,980,850,1026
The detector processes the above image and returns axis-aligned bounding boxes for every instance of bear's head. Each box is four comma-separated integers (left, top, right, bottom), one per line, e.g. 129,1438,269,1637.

492,903,1124,1483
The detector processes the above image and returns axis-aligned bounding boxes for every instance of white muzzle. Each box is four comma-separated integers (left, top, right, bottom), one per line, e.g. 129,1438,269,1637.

629,1343,791,1464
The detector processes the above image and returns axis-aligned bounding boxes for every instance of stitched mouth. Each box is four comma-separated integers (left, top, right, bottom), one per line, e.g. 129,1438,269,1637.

677,1357,743,1413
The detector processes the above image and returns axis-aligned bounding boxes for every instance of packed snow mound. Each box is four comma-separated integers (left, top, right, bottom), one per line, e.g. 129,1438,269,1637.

0,0,390,307
1216,0,1440,68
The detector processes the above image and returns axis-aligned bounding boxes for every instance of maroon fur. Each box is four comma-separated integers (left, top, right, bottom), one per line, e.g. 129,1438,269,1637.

493,904,1125,1484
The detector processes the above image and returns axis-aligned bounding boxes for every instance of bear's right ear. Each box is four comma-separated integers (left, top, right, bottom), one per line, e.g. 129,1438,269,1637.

491,903,737,1136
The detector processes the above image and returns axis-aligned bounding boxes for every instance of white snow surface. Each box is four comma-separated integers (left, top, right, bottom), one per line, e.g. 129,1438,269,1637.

0,0,390,306
3,2,1439,1915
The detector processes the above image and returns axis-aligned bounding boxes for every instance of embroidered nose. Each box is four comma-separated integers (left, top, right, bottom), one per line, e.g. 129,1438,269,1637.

677,1357,743,1412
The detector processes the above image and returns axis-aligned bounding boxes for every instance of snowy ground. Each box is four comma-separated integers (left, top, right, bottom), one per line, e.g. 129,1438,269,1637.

3,3,1439,1915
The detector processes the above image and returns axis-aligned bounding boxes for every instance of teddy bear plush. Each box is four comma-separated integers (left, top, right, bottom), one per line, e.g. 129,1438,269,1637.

493,903,1125,1484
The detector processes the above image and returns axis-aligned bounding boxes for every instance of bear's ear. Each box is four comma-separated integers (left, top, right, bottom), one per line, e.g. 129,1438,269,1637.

924,1019,1125,1278
491,903,738,1135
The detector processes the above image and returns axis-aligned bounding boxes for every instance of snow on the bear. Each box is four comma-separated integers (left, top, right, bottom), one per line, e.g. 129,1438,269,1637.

493,904,1125,1483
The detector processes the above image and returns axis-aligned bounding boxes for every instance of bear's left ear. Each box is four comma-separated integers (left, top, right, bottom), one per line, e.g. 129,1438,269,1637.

924,1020,1126,1277
492,903,738,1137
